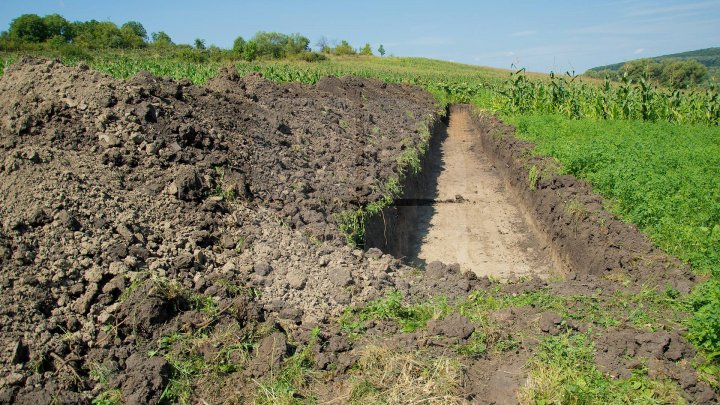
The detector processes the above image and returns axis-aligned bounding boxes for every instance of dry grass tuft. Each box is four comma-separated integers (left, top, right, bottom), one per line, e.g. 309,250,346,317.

341,345,465,404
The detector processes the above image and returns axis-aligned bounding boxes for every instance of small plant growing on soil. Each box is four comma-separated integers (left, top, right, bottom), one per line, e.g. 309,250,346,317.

92,389,123,405
528,165,540,191
254,332,319,404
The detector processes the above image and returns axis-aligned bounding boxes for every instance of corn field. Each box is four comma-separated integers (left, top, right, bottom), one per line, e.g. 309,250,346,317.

496,69,720,126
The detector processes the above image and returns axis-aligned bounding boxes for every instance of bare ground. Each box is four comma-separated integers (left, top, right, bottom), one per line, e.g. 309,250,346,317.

411,108,556,278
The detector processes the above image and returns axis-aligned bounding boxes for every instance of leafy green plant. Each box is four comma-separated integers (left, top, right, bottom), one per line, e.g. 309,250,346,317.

340,290,450,334
497,68,720,126
687,280,720,359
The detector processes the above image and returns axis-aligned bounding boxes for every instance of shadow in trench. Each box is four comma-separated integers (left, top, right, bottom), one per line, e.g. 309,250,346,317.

364,117,449,267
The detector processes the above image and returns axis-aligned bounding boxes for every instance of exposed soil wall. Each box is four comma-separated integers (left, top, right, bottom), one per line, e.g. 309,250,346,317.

364,116,446,260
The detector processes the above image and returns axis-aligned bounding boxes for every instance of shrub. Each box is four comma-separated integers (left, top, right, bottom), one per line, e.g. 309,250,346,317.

334,40,355,56
360,43,373,56
297,51,326,62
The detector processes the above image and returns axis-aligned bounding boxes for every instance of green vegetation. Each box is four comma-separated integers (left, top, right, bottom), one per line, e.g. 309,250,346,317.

339,290,452,334
254,336,318,404
341,284,686,349
520,333,686,404
506,114,720,274
1,13,148,51
1,13,336,65
504,112,720,364
92,389,123,405
498,69,720,125
586,58,709,89
155,324,258,404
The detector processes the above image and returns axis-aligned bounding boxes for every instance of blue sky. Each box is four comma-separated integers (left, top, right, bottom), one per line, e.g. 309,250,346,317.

1,0,719,72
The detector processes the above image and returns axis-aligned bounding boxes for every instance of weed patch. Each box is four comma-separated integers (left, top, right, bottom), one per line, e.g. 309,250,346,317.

519,333,686,404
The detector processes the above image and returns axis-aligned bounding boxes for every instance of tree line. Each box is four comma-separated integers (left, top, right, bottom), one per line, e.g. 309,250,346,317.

0,13,387,62
584,58,710,89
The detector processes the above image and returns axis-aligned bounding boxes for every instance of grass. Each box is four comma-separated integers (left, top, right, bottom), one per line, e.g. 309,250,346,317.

92,389,123,405
253,330,319,404
340,290,452,335
345,345,464,404
519,333,686,404
340,284,687,357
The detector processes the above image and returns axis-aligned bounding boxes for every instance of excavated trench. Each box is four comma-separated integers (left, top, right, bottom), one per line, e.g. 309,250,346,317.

366,106,559,278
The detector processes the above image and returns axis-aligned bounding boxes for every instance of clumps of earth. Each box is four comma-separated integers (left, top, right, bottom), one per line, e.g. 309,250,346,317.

0,58,716,403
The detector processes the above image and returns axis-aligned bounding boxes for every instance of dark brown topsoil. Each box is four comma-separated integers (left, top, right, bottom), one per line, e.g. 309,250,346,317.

0,60,715,404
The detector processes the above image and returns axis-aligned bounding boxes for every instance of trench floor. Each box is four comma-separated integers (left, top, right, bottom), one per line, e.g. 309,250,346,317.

406,109,555,278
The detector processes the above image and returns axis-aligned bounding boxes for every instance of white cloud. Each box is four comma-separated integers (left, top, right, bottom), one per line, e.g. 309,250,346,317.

512,30,538,37
634,48,644,54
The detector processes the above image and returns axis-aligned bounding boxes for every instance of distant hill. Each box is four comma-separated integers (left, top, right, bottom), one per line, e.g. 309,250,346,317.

588,47,720,72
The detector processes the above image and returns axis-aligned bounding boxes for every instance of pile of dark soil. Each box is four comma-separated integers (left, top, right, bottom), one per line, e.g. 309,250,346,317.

0,58,456,402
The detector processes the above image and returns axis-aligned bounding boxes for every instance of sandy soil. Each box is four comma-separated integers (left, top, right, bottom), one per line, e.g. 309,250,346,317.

410,108,556,278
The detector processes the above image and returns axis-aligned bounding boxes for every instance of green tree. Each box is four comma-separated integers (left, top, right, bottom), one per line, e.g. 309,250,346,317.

121,21,147,41
378,44,386,56
620,59,662,81
285,33,310,55
334,40,355,55
194,38,206,50
252,31,289,58
72,20,129,48
119,21,146,48
43,14,72,42
151,31,174,47
243,40,257,61
360,43,373,56
232,35,246,54
8,14,48,42
661,59,708,88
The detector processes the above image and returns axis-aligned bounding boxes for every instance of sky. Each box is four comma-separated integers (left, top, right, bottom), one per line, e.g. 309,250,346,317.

1,0,719,73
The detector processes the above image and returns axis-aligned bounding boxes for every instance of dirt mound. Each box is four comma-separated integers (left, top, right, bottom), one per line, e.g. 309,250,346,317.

0,58,461,401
